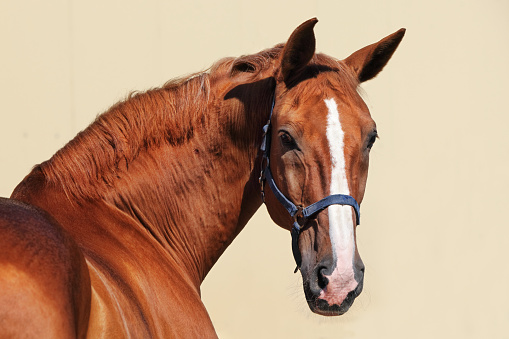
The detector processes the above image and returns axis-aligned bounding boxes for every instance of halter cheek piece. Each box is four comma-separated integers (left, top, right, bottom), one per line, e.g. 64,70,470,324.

259,97,361,273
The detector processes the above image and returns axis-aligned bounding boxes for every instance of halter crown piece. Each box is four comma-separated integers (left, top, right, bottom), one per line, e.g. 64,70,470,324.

259,95,361,273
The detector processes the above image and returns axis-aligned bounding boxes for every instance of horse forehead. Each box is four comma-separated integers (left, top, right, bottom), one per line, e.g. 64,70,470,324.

283,92,365,134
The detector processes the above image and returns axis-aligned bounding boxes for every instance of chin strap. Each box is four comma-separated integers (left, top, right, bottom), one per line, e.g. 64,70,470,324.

259,95,360,272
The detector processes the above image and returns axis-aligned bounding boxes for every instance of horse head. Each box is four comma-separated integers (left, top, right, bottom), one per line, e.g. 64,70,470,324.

262,18,405,316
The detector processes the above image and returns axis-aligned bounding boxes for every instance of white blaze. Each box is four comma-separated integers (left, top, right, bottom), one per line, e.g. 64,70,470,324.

322,98,357,304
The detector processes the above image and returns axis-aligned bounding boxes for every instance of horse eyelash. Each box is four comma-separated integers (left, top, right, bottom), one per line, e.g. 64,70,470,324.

367,131,378,149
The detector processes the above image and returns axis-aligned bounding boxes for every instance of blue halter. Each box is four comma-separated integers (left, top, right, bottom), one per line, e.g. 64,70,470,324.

259,96,360,272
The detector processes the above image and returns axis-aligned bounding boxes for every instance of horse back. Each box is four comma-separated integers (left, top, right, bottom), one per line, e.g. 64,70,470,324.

0,198,91,338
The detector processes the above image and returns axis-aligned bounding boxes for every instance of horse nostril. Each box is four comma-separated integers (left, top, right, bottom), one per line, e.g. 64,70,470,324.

308,260,333,295
308,265,330,295
354,263,365,285
317,266,329,290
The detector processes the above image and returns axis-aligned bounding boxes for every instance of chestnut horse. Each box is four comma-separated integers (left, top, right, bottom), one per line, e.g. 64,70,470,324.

0,19,404,338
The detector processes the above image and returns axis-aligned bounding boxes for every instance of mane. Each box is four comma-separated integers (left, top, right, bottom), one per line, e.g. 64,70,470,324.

37,44,360,201
292,54,363,108
39,59,232,200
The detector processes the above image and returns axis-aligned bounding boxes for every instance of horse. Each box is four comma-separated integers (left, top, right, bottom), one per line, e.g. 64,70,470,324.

0,18,404,338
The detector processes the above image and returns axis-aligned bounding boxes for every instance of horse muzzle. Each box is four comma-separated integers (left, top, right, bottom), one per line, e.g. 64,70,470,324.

303,258,365,316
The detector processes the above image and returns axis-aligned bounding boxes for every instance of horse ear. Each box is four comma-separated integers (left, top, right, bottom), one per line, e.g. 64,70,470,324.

280,18,318,86
344,28,406,83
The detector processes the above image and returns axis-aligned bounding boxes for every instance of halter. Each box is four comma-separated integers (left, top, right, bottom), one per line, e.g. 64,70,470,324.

259,96,361,272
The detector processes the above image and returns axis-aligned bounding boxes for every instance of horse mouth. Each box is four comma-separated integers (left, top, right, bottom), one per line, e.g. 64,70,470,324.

305,279,363,316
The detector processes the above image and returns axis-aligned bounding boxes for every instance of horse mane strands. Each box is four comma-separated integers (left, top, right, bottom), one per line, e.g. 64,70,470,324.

39,70,216,201
229,45,283,79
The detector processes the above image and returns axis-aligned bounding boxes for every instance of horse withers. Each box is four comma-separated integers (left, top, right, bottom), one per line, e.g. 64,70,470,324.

0,19,404,338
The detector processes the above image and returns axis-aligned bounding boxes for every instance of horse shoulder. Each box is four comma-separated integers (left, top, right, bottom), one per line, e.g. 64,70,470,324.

81,219,219,338
0,197,91,338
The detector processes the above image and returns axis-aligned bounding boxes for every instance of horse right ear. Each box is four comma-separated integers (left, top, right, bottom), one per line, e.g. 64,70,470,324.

344,28,406,83
280,18,318,87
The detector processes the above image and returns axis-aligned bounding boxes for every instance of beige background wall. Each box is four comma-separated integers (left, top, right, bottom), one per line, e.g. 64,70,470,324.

1,1,508,338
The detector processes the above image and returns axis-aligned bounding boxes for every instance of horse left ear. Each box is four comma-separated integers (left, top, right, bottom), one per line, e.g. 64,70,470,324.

280,18,318,86
344,28,406,83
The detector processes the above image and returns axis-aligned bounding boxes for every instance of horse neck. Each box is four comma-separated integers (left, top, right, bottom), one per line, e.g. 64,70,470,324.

108,129,264,286
33,75,274,287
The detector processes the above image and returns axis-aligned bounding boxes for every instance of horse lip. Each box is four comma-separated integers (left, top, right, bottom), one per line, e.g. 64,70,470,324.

310,298,348,316
304,279,363,316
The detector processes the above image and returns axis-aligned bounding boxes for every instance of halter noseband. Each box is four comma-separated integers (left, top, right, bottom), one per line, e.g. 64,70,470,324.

259,96,361,272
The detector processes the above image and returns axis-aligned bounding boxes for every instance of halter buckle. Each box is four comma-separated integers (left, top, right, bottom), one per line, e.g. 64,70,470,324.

292,206,304,225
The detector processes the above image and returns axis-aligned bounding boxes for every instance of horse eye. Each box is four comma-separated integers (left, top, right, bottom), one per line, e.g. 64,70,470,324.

279,131,296,148
367,131,378,150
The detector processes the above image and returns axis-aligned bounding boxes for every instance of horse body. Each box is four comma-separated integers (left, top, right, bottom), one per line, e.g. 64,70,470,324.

0,19,404,337
4,67,268,337
7,179,221,338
